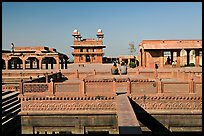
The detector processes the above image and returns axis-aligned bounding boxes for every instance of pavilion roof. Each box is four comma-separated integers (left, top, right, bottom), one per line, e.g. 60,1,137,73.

140,40,202,50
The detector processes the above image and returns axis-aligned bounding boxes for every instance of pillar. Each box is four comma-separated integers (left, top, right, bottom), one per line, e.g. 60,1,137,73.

142,52,146,67
51,59,54,69
38,58,42,69
14,60,17,69
22,60,26,70
56,57,60,69
127,78,131,95
157,78,163,93
93,69,96,75
49,79,54,95
19,79,24,95
30,60,33,69
61,59,64,69
5,60,8,70
195,50,200,67
75,69,79,78
81,80,85,95
176,50,181,67
189,78,195,93
65,59,67,69
45,73,49,83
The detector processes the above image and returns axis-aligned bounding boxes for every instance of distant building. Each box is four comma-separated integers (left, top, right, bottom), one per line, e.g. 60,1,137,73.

137,40,202,68
70,29,106,64
2,46,69,70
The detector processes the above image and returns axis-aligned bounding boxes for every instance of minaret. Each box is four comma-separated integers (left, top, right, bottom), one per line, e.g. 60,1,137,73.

96,29,104,42
72,29,81,42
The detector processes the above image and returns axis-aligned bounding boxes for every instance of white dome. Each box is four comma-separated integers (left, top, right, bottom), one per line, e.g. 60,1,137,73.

97,29,102,33
73,29,78,33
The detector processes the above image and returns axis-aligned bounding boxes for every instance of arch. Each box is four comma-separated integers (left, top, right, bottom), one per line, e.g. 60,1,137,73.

25,57,39,69
2,59,6,69
180,49,187,66
42,57,56,69
59,55,68,69
189,50,195,66
8,57,23,69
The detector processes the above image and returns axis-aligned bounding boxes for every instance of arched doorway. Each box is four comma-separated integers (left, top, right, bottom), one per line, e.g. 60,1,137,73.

189,50,195,66
180,49,187,66
8,57,23,69
25,57,39,69
42,57,56,69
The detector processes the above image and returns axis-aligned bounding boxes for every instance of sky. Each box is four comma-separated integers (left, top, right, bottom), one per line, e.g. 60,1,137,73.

2,2,202,60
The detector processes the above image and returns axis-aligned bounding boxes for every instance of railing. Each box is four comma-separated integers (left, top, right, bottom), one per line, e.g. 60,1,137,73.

2,85,19,91
19,77,202,96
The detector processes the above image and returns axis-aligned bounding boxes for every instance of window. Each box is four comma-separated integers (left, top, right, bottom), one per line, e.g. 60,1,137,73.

80,49,83,52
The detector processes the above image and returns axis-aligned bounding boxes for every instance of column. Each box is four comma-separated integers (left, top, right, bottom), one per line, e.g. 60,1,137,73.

51,59,54,69
45,73,49,83
56,57,60,69
5,60,8,70
22,60,26,70
112,78,116,94
61,59,64,69
127,78,131,95
65,59,68,69
157,79,163,93
142,51,146,67
38,58,42,69
195,50,200,67
176,50,181,67
30,60,33,69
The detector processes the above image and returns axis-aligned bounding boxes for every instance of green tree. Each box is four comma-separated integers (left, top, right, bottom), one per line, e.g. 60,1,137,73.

128,42,136,55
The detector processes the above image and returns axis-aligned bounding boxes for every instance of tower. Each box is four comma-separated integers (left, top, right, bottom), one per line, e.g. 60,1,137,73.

72,29,81,42
96,29,104,42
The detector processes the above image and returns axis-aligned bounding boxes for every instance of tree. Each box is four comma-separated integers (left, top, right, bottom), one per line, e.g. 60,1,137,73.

128,42,136,55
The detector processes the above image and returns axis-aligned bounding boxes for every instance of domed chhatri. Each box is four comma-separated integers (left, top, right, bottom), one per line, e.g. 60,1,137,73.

97,28,102,33
73,29,78,33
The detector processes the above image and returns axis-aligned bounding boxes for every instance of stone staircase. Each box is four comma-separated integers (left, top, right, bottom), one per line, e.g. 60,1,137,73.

2,91,21,135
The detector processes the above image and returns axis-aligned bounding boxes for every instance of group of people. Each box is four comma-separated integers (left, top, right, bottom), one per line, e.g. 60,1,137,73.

111,61,127,75
165,56,177,67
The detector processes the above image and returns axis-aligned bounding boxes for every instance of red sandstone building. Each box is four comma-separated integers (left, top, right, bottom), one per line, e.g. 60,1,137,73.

137,40,202,68
2,46,69,70
70,29,106,63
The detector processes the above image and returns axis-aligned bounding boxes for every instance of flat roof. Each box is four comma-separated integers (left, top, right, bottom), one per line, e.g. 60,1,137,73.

140,40,202,50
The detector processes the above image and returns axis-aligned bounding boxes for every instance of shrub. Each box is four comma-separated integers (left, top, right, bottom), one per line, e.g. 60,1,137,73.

189,63,195,67
129,61,136,68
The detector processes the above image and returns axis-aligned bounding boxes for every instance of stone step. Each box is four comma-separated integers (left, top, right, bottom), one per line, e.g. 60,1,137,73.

2,95,19,108
2,102,21,116
2,91,12,96
2,99,20,111
2,91,19,103
2,107,21,125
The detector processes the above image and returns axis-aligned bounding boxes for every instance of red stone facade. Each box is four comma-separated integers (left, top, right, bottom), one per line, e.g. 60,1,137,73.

70,29,106,63
138,40,202,68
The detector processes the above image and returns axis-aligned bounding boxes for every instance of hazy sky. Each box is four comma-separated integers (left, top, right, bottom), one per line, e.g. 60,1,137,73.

2,2,202,59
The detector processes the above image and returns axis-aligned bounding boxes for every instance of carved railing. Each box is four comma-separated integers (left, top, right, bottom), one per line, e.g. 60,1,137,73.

19,77,202,96
2,85,19,91
129,95,202,111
